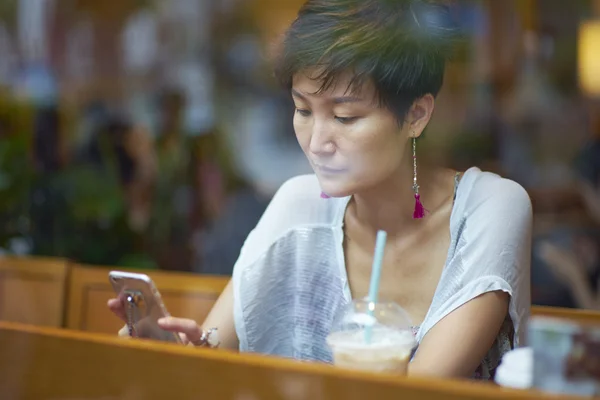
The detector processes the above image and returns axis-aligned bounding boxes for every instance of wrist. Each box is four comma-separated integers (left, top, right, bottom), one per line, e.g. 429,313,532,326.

191,327,220,348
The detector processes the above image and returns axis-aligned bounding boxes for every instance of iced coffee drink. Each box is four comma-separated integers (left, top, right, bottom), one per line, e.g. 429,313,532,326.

327,300,416,374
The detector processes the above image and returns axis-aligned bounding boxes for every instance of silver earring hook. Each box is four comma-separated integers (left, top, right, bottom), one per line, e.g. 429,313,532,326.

412,137,419,194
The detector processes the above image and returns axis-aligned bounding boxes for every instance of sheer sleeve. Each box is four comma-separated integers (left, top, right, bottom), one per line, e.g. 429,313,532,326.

417,173,533,347
231,174,341,352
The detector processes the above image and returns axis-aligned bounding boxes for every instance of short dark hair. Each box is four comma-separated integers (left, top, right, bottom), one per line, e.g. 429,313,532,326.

275,0,459,123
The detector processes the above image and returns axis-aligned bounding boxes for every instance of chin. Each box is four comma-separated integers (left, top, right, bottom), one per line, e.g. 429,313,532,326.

317,179,355,198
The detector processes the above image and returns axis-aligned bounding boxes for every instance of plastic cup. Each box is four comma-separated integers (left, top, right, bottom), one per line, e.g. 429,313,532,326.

326,299,416,374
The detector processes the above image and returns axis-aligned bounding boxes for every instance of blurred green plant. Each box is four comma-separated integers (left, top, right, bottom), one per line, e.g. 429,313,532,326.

47,141,158,268
0,118,156,268
0,131,34,248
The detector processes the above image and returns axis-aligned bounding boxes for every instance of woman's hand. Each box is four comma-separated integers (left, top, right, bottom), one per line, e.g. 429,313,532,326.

157,317,208,346
107,279,238,349
108,297,202,344
108,297,133,339
108,297,201,343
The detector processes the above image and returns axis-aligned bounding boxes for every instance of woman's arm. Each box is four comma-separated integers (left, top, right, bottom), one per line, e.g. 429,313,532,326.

408,291,509,378
202,279,239,349
407,177,532,378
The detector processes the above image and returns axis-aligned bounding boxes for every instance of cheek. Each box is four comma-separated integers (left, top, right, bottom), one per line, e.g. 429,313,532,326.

375,139,405,173
348,137,403,182
293,118,310,150
341,127,402,171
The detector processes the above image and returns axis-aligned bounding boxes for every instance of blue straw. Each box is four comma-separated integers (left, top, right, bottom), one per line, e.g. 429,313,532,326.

364,230,387,344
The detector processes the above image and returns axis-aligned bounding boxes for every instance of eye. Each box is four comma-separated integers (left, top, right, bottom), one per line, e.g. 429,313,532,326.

295,108,311,117
335,116,358,124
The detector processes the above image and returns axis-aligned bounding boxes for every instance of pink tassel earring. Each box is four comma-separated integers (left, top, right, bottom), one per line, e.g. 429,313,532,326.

412,137,425,219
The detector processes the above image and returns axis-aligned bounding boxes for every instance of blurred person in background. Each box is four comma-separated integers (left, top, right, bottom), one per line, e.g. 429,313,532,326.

536,116,600,309
32,106,63,173
190,131,268,276
145,88,193,270
68,109,148,267
110,0,532,379
29,105,68,257
576,116,600,224
148,88,267,273
212,5,313,197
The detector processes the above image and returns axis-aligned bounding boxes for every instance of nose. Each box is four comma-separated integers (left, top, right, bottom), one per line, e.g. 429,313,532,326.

308,120,335,156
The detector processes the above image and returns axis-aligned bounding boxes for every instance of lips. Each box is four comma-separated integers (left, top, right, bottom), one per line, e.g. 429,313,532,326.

313,163,346,174
317,166,345,174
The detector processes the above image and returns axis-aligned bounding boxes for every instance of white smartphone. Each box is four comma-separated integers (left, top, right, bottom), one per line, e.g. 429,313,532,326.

109,271,183,344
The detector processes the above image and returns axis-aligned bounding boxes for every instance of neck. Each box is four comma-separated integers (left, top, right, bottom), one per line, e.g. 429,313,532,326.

349,161,449,236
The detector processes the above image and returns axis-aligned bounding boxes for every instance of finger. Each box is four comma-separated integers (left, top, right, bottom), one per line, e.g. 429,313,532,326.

158,317,202,342
107,298,127,322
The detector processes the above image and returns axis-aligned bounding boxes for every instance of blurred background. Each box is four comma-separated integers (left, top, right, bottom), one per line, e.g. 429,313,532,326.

0,0,599,309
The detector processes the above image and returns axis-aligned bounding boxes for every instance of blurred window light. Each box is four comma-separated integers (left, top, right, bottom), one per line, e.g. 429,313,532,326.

67,19,94,81
579,20,600,97
0,24,16,85
18,0,54,62
122,9,158,74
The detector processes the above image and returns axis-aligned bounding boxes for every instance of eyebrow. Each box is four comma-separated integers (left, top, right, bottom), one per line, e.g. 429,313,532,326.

291,89,364,104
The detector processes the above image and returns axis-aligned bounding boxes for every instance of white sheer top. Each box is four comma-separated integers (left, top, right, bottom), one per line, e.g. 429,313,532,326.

232,167,532,378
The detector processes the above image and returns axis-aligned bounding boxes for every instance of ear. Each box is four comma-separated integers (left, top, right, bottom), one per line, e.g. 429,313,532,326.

406,94,435,138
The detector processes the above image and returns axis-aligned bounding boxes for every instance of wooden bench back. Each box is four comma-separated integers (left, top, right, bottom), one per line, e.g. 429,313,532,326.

531,305,600,326
0,256,68,327
0,321,578,400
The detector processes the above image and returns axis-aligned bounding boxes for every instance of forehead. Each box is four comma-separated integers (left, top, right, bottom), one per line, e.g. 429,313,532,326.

291,68,377,101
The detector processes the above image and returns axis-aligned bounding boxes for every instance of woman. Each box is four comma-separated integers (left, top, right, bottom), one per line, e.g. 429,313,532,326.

109,0,532,379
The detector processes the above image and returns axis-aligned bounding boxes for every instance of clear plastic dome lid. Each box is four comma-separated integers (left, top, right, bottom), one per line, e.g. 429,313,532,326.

330,299,414,335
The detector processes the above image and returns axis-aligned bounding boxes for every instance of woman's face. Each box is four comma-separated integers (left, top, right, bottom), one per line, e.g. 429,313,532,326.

292,71,415,198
